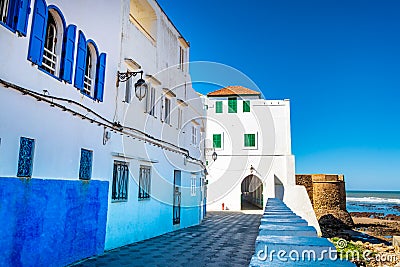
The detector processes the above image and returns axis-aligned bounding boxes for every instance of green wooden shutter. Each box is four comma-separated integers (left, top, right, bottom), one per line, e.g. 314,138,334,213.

228,97,237,113
243,100,250,112
213,134,222,148
244,134,256,147
215,101,223,113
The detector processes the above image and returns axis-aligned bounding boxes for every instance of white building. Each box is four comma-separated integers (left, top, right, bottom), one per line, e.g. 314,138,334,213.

0,0,206,265
204,86,320,234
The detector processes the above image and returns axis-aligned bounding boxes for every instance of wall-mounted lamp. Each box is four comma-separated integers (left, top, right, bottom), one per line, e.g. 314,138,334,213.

212,151,218,161
116,70,148,101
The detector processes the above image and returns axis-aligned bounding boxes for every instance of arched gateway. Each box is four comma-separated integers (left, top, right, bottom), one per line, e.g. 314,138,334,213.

241,175,263,210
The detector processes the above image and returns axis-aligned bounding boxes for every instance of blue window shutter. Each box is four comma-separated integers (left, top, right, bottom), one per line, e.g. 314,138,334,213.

74,31,87,90
61,25,76,83
95,53,106,102
16,0,32,36
27,0,48,65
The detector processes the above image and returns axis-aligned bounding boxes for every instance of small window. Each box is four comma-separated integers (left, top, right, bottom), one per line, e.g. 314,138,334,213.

138,165,151,199
179,46,185,71
191,175,196,196
148,87,156,116
164,97,171,124
243,100,250,112
112,161,129,202
192,126,197,145
79,149,93,180
244,134,256,147
177,108,182,129
215,101,223,113
17,137,35,177
228,97,237,113
213,134,222,148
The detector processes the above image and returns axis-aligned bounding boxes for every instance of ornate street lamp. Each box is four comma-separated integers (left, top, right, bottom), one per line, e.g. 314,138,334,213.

116,70,148,101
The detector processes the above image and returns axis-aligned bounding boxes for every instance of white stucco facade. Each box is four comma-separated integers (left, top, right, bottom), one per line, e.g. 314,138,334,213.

204,89,320,234
0,0,206,252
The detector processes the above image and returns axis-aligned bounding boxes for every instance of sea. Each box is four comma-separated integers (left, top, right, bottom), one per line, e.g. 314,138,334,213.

346,191,400,216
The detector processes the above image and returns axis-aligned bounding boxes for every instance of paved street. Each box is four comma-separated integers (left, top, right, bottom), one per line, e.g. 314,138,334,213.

72,212,262,267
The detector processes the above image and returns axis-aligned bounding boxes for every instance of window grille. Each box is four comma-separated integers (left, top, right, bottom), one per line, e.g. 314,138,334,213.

79,149,93,180
112,161,129,201
138,166,151,199
17,137,35,177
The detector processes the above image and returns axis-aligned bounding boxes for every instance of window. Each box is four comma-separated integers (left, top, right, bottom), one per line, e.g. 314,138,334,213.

215,101,223,113
17,137,35,177
228,97,237,113
179,46,185,71
164,97,171,124
173,170,181,224
177,108,182,129
79,149,93,180
112,161,129,202
192,126,197,145
244,134,256,147
41,12,58,75
0,0,30,35
83,45,96,96
138,166,151,199
148,87,156,116
243,100,250,112
191,175,196,196
74,31,106,102
213,134,222,148
27,3,78,83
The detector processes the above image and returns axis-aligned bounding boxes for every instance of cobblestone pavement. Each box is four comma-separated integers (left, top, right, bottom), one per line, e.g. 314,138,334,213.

72,211,262,267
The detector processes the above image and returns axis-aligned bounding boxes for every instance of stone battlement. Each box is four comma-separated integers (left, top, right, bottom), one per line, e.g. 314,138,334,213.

296,174,354,232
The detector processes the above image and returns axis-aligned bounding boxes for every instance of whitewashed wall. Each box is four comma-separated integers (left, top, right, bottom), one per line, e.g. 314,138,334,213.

0,0,206,251
204,96,320,233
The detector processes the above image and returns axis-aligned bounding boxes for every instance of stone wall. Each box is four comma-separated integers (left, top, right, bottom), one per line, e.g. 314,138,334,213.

296,174,354,232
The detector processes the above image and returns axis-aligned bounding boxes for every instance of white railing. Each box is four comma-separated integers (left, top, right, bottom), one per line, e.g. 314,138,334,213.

83,75,92,95
42,47,57,74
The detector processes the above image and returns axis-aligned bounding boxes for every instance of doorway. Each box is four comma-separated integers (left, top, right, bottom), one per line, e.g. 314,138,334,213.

241,175,263,210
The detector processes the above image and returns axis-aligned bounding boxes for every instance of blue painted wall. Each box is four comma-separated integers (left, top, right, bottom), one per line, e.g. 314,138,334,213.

0,177,109,267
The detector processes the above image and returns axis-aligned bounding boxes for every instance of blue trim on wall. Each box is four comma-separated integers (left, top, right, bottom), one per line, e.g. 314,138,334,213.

0,177,109,266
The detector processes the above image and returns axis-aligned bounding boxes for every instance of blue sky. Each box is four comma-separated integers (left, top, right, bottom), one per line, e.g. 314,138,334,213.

158,0,400,190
